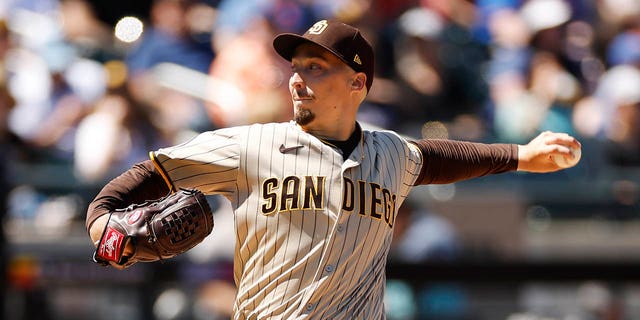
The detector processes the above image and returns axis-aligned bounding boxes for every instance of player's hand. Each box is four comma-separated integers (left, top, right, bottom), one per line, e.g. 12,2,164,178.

89,215,135,270
517,131,581,173
89,214,109,246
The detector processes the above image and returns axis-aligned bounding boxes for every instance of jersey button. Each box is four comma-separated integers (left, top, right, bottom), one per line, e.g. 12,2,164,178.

336,225,344,232
306,303,314,311
324,265,334,273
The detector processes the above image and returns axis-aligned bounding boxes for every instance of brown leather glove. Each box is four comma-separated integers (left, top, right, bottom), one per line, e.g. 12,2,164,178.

93,188,213,269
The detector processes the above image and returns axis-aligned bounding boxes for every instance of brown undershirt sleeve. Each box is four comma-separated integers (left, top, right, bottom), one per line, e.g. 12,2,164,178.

411,139,518,185
85,160,171,233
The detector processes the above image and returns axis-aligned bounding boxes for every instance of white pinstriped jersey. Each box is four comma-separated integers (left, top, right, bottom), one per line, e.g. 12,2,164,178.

152,121,423,319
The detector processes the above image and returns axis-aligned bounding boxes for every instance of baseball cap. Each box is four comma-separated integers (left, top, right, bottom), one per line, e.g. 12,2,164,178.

273,19,374,91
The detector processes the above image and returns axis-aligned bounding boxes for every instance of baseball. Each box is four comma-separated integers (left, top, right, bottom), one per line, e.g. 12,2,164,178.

551,147,581,168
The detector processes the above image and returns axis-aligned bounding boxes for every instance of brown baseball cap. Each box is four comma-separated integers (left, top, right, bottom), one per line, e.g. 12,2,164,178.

273,19,374,91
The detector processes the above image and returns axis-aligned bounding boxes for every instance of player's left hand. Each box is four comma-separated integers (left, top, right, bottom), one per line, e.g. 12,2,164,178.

516,131,582,173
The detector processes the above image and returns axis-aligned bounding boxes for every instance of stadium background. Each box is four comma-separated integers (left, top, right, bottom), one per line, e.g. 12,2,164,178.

1,0,640,319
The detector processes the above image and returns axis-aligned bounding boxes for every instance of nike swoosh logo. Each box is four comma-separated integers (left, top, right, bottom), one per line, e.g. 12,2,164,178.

279,144,304,154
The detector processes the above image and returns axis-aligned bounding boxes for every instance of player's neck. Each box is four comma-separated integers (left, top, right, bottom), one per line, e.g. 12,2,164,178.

302,122,356,141
324,124,362,161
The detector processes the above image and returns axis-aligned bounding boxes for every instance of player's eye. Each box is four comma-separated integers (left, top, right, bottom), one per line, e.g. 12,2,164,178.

291,60,325,75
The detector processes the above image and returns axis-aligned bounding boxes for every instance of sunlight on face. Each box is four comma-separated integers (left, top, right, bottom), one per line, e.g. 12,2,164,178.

289,43,356,127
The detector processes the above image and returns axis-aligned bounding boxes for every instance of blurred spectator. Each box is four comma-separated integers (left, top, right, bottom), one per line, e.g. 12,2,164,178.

419,0,490,122
205,13,293,127
0,19,13,320
606,29,640,67
3,2,111,163
391,200,461,263
528,51,581,134
485,1,586,144
484,6,538,143
3,13,66,155
365,1,491,139
596,0,640,40
58,0,117,62
576,282,623,320
381,6,447,123
22,58,106,160
212,0,316,49
573,64,640,166
73,85,164,183
126,0,215,76
125,0,217,144
204,0,357,127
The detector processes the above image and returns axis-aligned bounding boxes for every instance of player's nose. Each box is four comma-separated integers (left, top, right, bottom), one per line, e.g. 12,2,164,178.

289,72,305,89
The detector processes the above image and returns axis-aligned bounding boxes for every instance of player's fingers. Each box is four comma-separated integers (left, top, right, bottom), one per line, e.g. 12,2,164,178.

109,262,126,270
122,238,136,258
544,131,580,146
539,132,581,152
90,214,110,246
551,146,580,163
106,239,135,269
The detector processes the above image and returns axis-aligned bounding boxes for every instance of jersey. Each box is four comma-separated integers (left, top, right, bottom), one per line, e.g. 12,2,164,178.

151,121,423,319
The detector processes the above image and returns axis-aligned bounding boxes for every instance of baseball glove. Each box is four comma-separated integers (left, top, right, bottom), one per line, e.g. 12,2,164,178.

92,188,213,269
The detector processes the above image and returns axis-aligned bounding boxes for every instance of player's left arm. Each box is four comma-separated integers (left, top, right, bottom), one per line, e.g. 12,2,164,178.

411,131,581,185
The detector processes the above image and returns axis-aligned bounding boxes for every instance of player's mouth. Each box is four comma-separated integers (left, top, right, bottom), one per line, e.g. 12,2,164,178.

292,88,313,101
292,94,313,101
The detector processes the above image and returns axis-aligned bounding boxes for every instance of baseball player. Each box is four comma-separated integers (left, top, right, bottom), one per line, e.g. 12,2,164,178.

86,20,581,319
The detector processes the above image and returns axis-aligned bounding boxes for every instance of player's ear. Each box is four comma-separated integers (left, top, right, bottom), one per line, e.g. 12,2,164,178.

350,73,366,91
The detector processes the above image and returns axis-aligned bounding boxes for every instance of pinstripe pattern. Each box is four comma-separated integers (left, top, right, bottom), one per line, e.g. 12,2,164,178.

152,121,423,319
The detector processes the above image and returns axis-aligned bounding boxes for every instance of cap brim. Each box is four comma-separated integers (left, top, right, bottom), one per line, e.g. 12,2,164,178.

273,33,311,62
273,33,352,69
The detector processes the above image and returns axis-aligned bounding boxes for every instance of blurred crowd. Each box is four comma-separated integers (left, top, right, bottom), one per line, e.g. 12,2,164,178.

0,0,639,319
0,0,638,183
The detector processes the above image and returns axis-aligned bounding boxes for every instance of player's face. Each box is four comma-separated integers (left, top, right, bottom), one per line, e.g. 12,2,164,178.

289,43,357,126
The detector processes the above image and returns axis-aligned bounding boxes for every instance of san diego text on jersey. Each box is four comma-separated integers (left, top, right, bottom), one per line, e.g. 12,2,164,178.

260,175,397,228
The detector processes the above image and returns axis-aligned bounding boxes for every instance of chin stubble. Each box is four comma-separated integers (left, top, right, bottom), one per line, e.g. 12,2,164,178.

294,109,315,125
